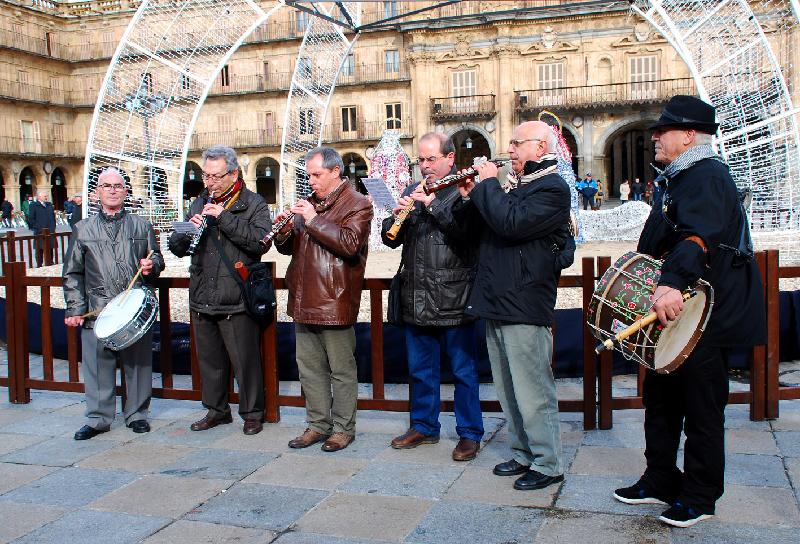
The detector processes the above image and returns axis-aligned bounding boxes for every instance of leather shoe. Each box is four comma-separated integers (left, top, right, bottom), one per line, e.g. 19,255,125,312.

391,428,439,449
243,419,263,435
322,432,354,452
190,413,233,432
74,425,108,441
288,428,329,449
493,459,530,476
452,438,480,461
513,470,564,491
127,420,150,433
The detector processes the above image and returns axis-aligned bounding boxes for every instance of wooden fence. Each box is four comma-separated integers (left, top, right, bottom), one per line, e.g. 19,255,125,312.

0,250,795,429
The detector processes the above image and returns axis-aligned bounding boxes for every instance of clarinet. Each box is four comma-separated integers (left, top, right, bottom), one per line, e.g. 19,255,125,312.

385,176,430,241
186,190,214,256
259,192,312,248
422,158,511,195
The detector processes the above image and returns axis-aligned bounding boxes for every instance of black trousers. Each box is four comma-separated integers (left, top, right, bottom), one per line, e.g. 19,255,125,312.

641,344,729,514
193,311,264,420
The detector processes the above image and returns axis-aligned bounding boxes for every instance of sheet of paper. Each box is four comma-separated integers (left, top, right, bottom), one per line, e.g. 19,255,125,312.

362,178,397,210
172,221,199,235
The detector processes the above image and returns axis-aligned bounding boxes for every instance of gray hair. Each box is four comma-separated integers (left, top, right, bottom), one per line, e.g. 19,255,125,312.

694,132,714,145
97,167,125,185
304,146,344,173
419,132,455,156
202,145,239,172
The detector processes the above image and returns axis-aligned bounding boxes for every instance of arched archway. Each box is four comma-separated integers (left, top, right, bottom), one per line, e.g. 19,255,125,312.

19,167,35,204
342,152,368,194
254,157,280,205
450,129,491,171
603,122,656,197
51,168,67,210
0,168,5,204
183,161,204,199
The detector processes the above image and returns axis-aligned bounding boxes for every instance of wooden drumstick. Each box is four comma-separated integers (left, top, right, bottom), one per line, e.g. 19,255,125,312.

595,290,697,354
79,309,101,319
120,250,155,305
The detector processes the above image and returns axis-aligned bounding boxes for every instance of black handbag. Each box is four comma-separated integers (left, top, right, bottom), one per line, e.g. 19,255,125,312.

387,262,404,326
211,231,276,326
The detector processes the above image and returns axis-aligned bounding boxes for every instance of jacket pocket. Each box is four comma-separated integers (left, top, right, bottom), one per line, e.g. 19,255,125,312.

518,247,551,286
434,267,472,313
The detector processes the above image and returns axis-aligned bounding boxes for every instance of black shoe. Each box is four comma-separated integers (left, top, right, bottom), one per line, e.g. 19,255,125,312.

493,459,530,476
513,470,564,490
127,420,151,433
658,501,713,528
613,481,672,505
74,425,108,441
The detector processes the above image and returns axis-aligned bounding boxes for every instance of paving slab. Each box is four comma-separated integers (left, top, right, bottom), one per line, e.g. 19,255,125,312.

555,474,665,516
723,405,773,430
0,413,88,436
90,474,231,518
466,435,513,469
0,432,47,455
4,391,83,411
0,467,137,507
0,408,37,429
442,466,557,507
715,484,800,527
569,446,646,476
774,430,800,457
208,423,302,453
1,436,118,467
141,520,275,544
373,437,471,466
289,432,395,460
148,397,206,420
77,442,196,473
273,533,383,544
336,461,463,500
0,502,67,544
139,419,241,447
725,453,790,487
186,482,328,530
669,520,800,544
244,452,367,490
65,417,175,442
159,448,275,480
772,402,800,431
580,423,646,449
786,456,800,490
12,508,170,544
533,510,669,544
725,428,780,455
405,500,543,544
294,492,433,543
0,462,57,495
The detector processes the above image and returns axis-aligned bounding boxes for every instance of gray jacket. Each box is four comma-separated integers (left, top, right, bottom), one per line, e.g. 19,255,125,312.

63,210,164,326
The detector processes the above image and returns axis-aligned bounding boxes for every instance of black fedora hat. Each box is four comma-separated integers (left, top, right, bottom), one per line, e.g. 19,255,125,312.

649,95,719,134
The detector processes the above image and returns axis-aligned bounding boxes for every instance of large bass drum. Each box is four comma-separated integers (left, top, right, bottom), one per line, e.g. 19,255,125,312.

586,252,713,374
94,287,158,351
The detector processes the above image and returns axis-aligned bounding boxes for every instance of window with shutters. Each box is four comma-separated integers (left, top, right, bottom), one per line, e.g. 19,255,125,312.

49,76,62,103
630,55,658,99
51,123,64,143
141,72,153,93
452,69,477,112
260,111,275,144
16,71,30,100
295,10,309,34
297,57,312,80
180,74,191,90
217,114,232,139
386,103,402,130
299,109,314,135
20,120,41,153
220,65,231,87
384,1,398,18
45,32,54,56
385,50,400,73
341,106,357,136
537,62,565,105
342,54,355,77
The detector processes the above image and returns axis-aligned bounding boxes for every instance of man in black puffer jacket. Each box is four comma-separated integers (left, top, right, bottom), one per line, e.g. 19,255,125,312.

168,145,271,436
381,132,483,462
455,120,572,492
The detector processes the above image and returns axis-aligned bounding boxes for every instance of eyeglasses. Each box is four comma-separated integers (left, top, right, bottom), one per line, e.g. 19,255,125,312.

508,138,543,147
201,171,232,181
99,183,126,192
417,155,444,164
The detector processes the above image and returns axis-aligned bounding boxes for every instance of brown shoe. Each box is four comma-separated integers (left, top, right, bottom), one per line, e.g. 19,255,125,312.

190,412,233,432
243,419,263,435
288,428,329,449
321,432,354,452
452,438,480,461
391,428,439,449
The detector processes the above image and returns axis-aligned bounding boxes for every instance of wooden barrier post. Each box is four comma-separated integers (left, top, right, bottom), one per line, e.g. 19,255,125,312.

5,261,31,403
581,256,597,430
6,231,16,262
264,263,280,423
596,256,614,429
369,281,386,402
42,228,52,267
765,249,780,419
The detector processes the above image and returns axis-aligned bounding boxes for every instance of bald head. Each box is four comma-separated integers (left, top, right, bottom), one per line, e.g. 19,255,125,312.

507,121,557,173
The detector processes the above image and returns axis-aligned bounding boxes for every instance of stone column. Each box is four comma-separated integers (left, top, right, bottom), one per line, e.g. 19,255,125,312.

493,37,518,156
582,114,593,178
612,137,623,197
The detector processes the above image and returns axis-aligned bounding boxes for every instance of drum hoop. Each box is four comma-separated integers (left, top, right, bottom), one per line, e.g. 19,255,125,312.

656,280,715,374
592,253,656,336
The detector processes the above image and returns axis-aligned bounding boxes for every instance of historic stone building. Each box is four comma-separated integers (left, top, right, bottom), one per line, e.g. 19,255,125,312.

0,0,795,215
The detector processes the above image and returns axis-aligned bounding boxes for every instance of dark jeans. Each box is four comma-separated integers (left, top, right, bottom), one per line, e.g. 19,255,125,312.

405,322,484,442
581,195,592,210
640,344,729,514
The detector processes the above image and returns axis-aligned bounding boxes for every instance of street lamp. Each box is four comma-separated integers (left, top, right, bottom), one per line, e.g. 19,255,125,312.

188,169,196,181
349,159,356,174
264,165,272,178
465,135,473,149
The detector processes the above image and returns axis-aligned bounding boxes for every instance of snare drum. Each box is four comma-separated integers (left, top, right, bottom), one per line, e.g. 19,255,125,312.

94,287,158,351
586,252,713,373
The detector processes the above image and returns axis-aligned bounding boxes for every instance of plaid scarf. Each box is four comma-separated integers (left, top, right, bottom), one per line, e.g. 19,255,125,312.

209,178,243,208
653,144,724,187
502,153,559,193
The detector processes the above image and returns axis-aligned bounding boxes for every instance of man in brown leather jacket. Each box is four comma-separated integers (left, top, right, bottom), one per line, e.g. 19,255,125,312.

275,147,373,452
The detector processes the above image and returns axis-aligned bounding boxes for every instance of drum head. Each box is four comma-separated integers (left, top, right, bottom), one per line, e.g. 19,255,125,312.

654,285,712,373
94,289,146,340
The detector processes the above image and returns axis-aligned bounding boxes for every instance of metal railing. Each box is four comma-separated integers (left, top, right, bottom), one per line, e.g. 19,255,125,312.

515,78,698,111
0,136,83,158
190,128,284,151
337,62,411,86
430,94,496,120
322,119,413,143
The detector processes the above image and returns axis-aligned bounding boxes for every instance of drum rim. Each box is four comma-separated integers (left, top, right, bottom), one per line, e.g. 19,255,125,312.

654,279,714,374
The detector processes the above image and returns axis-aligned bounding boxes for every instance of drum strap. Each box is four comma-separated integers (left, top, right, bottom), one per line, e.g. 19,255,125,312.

685,235,707,253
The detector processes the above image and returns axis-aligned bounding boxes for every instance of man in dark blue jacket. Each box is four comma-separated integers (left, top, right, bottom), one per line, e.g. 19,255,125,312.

29,190,56,266
613,96,766,528
455,120,572,491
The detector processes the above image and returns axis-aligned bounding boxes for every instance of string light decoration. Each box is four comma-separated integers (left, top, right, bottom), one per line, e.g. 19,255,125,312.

581,201,654,241
367,131,413,250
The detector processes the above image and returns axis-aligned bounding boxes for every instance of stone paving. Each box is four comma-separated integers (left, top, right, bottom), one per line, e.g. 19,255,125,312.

0,382,799,543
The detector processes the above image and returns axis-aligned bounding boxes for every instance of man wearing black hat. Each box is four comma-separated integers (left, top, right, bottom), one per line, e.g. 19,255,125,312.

613,95,765,527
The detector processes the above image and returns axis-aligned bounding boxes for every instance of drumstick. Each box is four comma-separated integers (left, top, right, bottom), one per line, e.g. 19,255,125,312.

120,249,155,305
595,291,697,354
79,309,101,319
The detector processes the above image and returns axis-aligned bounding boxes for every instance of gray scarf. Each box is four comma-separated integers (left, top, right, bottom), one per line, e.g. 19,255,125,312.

503,153,559,193
653,144,724,186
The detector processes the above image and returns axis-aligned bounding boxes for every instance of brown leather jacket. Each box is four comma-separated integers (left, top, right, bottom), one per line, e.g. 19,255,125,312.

276,182,373,325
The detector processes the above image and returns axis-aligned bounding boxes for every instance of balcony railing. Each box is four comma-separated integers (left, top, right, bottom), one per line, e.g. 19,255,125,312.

0,77,99,107
337,62,410,86
207,73,293,95
0,136,83,157
322,119,413,143
190,129,284,151
430,94,496,120
515,78,698,111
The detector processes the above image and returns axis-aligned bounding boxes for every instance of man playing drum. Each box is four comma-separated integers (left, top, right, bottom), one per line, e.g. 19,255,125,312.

613,96,766,527
63,167,164,440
